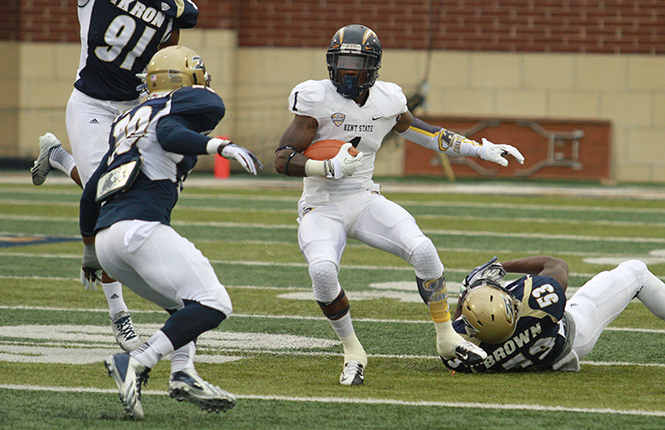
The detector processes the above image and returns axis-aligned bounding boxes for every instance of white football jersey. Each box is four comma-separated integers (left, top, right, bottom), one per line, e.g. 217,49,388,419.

288,79,408,196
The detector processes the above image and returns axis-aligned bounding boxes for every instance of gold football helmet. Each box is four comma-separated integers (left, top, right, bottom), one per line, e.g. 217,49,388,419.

143,46,211,94
461,280,521,344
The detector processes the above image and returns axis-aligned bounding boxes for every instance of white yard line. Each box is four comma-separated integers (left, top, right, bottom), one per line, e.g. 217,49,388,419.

4,172,665,199
1,384,664,417
1,304,663,332
7,196,665,227
3,212,665,243
0,256,642,280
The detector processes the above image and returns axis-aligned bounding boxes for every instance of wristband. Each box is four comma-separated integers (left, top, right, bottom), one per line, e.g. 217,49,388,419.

284,151,297,177
206,137,231,155
304,159,326,176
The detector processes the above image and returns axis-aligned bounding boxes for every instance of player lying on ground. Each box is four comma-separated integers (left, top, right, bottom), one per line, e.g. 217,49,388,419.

443,255,665,373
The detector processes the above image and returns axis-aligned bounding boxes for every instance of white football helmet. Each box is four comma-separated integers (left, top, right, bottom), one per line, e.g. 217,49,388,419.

142,46,211,95
460,279,521,344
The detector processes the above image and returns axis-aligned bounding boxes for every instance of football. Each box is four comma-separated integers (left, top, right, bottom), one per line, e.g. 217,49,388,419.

303,139,359,160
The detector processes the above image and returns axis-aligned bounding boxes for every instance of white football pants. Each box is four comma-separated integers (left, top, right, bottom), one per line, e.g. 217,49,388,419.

95,220,233,315
66,88,139,186
298,190,437,302
566,259,665,359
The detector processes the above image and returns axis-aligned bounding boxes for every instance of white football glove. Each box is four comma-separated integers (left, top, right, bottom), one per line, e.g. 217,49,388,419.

328,142,364,179
459,256,507,300
220,143,264,175
479,138,525,167
81,243,102,291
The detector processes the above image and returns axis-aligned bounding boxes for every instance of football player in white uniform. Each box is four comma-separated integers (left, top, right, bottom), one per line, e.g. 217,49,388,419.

80,46,261,419
274,24,525,385
445,255,665,373
31,0,200,352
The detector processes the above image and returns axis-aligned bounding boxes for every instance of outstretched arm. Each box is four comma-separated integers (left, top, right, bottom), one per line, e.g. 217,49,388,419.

453,255,569,319
393,111,525,167
501,255,569,291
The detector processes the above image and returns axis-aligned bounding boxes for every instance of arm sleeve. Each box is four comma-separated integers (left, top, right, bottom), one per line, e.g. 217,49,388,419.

157,115,211,155
398,117,482,158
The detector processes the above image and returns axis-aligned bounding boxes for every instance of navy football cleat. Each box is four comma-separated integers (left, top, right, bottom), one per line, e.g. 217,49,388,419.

168,368,236,413
104,353,150,420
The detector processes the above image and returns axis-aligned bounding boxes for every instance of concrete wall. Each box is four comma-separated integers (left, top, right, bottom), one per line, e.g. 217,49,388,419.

9,29,665,182
0,42,19,158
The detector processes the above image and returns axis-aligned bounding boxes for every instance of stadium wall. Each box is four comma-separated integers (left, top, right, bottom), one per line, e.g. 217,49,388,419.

4,1,665,182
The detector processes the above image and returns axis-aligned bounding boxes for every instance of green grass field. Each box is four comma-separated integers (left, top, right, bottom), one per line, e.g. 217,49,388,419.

2,173,665,429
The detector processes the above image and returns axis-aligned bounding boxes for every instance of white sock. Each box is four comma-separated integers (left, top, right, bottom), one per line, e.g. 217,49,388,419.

339,332,367,366
49,146,76,176
329,314,366,366
170,341,196,374
130,330,173,369
328,313,355,338
434,320,464,358
103,281,128,318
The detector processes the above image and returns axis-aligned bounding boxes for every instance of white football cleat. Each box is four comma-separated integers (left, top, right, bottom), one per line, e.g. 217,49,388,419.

31,133,61,186
104,353,150,420
339,361,364,386
168,368,237,413
111,311,143,352
453,340,487,366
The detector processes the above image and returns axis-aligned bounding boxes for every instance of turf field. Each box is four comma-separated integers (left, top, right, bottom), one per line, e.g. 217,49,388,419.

1,173,665,429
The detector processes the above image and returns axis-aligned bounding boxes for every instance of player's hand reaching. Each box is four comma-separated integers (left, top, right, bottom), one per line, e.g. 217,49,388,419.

459,256,507,299
479,138,525,167
81,243,102,291
328,142,364,179
219,142,264,175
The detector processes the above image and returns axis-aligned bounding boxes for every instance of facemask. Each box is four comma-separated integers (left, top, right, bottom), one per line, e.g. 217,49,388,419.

336,75,362,99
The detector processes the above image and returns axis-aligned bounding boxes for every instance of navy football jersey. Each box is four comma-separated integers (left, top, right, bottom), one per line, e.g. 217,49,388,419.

80,85,224,236
74,0,198,101
445,275,568,373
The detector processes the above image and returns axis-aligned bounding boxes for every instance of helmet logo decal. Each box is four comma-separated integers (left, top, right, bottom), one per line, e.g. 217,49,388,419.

191,56,205,70
331,113,346,127
362,30,376,44
462,314,481,337
340,43,362,54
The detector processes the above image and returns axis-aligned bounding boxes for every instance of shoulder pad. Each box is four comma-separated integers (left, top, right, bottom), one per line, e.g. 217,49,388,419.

171,86,222,108
288,80,327,116
369,81,408,117
162,0,199,27
169,86,225,125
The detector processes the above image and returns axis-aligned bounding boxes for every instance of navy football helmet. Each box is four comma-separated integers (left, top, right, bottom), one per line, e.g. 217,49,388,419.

326,24,382,99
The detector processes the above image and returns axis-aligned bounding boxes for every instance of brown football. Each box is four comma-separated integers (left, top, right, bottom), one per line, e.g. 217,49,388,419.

303,139,359,160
